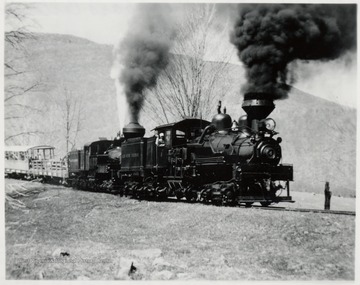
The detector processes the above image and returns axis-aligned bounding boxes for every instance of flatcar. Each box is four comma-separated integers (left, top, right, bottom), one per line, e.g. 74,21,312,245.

5,145,67,183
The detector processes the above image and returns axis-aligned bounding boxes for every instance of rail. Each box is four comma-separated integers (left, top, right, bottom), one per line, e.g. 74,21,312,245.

252,205,355,216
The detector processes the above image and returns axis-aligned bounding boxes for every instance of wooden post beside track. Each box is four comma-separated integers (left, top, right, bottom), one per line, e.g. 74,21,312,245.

286,180,290,197
324,181,332,210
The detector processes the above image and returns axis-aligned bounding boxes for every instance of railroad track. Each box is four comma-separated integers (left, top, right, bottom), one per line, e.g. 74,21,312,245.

154,196,356,216
5,178,355,216
252,205,356,216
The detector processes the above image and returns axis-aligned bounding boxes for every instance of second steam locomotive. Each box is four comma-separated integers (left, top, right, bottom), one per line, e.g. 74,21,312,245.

66,93,294,206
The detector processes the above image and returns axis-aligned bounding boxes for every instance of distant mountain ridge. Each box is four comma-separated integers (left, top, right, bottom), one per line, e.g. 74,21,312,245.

4,33,356,197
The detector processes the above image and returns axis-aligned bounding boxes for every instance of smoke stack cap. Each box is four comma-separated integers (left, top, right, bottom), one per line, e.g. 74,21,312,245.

242,93,275,120
211,113,232,131
122,122,145,139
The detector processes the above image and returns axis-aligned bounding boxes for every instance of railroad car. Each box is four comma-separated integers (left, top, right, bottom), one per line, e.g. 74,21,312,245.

5,145,67,182
67,139,115,190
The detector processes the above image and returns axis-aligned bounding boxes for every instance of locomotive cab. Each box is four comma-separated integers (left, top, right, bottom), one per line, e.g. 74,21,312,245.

153,118,211,147
147,118,211,171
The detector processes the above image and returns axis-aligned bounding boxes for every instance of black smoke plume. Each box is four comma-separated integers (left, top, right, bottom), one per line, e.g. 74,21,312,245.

230,4,357,99
115,4,174,122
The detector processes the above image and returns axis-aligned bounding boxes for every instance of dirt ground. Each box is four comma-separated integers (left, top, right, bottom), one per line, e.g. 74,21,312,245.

286,191,355,212
5,179,355,280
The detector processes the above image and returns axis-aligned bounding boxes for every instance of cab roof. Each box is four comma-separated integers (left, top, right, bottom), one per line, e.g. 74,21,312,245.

153,118,211,132
84,139,113,148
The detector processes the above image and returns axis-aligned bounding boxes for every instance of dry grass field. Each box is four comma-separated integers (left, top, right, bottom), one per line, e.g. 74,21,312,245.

5,179,355,280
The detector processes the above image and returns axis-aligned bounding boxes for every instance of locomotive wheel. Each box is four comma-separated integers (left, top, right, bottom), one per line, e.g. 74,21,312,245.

175,189,183,201
222,190,234,206
156,193,166,201
133,187,140,199
185,192,197,203
155,187,167,201
147,187,156,201
154,187,160,200
199,190,210,204
260,202,271,207
245,202,253,208
212,198,222,206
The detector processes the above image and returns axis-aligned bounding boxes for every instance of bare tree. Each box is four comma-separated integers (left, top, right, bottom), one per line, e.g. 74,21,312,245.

4,3,42,144
144,4,234,125
52,84,85,157
5,3,35,49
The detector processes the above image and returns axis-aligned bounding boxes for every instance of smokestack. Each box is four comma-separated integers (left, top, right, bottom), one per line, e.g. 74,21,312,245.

242,92,275,120
122,122,145,139
242,92,275,132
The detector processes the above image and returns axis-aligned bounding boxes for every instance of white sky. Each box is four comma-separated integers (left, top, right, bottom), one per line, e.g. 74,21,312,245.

24,3,135,46
5,2,357,108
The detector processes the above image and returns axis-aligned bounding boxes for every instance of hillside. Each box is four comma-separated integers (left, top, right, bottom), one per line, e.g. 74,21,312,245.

4,33,357,197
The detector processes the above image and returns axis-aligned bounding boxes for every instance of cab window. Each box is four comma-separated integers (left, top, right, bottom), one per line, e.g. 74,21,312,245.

176,130,185,139
165,130,172,146
175,129,187,145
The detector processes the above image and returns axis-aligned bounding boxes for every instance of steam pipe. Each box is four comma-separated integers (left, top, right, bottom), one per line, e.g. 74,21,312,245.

198,124,216,144
251,119,259,133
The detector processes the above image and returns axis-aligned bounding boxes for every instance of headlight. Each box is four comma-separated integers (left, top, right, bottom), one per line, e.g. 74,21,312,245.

260,145,276,159
264,118,276,131
257,139,281,165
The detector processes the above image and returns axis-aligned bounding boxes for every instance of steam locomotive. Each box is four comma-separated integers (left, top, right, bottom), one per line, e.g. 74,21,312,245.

66,93,294,206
